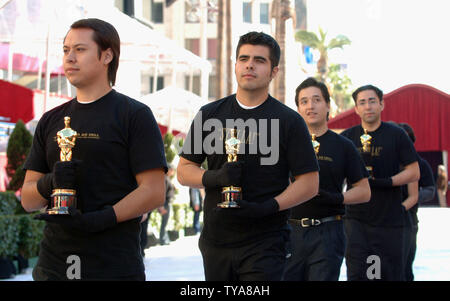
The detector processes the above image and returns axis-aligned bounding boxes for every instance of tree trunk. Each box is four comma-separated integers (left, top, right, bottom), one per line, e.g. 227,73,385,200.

271,0,294,104
225,0,232,95
216,0,224,98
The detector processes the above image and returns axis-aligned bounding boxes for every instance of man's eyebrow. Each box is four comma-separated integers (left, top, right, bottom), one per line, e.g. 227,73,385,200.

254,56,267,61
238,55,268,61
63,43,89,48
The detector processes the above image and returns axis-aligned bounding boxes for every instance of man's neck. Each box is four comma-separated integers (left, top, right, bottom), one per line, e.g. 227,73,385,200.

235,88,269,107
308,123,328,137
361,120,382,132
76,84,112,103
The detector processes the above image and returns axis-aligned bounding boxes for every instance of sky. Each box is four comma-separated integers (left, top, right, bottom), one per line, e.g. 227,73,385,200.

306,0,450,94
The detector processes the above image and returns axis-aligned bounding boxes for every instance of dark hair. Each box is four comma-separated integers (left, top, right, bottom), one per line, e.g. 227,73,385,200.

398,122,416,143
352,85,383,103
69,18,120,86
236,31,280,69
294,77,330,107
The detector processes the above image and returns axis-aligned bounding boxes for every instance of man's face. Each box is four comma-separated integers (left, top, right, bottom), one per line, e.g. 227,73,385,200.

63,28,111,88
297,86,330,128
354,89,384,125
235,44,278,92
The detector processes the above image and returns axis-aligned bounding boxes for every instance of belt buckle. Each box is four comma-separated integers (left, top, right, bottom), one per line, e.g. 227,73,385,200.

301,218,321,227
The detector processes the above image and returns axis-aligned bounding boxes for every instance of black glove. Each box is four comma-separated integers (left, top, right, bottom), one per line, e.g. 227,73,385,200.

37,160,81,200
233,198,279,219
369,177,393,188
202,161,243,188
317,189,344,204
34,206,117,233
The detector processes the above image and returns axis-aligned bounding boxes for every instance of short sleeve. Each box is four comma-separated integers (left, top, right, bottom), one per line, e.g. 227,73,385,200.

128,106,168,175
286,115,319,177
397,129,418,167
179,110,207,165
23,114,51,173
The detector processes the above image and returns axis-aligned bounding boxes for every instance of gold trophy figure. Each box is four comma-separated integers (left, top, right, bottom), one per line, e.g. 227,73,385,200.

360,128,373,177
311,134,320,155
217,129,242,208
47,117,78,215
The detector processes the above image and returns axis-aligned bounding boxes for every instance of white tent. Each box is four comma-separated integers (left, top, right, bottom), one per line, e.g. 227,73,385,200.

140,86,206,134
0,0,211,106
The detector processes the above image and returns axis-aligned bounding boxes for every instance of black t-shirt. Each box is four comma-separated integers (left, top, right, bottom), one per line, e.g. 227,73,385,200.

341,122,418,227
23,90,167,279
180,95,319,246
290,130,368,219
404,156,435,225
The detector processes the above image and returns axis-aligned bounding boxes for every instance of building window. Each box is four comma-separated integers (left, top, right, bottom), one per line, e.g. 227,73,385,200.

149,76,164,93
185,75,200,96
243,2,252,23
260,3,269,24
123,0,134,16
151,0,164,23
185,38,200,56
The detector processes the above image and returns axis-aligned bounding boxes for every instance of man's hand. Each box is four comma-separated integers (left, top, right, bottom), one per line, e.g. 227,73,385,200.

37,160,81,200
232,198,279,219
202,161,243,188
34,206,117,233
369,177,393,188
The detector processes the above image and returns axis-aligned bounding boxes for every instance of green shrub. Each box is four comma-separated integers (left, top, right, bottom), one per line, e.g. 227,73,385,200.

6,120,33,191
0,215,20,257
0,191,18,215
0,192,45,258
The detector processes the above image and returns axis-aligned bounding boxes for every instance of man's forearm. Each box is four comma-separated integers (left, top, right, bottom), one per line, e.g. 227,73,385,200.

391,162,420,186
113,168,165,223
113,181,165,223
276,171,319,210
21,181,49,212
177,159,205,188
402,181,418,210
343,178,371,205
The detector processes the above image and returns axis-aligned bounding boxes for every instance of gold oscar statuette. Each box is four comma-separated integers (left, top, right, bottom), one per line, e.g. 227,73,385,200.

311,134,320,155
217,129,242,208
47,116,78,215
360,128,373,177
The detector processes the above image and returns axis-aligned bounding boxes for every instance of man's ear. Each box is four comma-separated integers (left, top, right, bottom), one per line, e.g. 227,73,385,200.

103,48,113,65
271,66,279,79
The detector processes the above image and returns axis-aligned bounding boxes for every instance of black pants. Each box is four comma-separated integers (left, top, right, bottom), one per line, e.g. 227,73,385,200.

283,220,345,281
344,218,405,281
404,224,418,281
198,233,288,281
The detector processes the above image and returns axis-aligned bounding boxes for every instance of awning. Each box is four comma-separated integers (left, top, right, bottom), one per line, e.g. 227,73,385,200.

0,79,34,123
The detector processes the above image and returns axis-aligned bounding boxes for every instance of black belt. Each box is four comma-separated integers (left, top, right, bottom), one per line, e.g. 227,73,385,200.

288,215,343,228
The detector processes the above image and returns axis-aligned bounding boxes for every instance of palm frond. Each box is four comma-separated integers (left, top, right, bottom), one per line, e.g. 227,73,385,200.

327,35,351,50
295,30,320,48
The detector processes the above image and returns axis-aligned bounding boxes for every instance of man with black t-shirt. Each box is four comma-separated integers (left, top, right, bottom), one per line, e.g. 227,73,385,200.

21,18,167,280
177,32,319,281
283,77,371,281
341,85,420,281
398,122,435,281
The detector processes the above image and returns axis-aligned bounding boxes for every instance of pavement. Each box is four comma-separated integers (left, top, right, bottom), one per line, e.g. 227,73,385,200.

3,207,450,281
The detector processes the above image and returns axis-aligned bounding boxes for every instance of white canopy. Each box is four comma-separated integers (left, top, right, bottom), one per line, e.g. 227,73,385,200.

0,0,211,78
140,86,206,134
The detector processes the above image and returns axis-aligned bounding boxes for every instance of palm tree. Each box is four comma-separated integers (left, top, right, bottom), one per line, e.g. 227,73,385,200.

295,27,351,82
